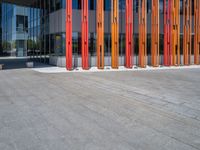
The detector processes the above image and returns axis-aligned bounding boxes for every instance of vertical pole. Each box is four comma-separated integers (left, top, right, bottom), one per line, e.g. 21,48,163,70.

97,0,104,69
151,0,159,67
164,0,171,66
111,0,119,69
82,0,89,70
194,0,200,65
171,0,180,66
125,0,133,68
66,0,73,70
183,0,192,65
139,0,147,68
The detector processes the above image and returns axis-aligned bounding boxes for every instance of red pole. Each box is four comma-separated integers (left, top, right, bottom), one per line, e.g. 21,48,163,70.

164,0,171,66
125,0,133,68
81,0,89,70
66,0,72,70
151,0,159,67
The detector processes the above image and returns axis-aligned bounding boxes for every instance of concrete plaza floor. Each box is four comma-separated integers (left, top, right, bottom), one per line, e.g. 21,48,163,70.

0,67,200,150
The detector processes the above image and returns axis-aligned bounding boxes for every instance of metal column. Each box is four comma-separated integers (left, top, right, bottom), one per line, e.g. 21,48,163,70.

96,0,104,69
66,0,72,70
164,0,171,66
183,0,192,65
194,0,200,65
171,0,180,66
139,0,147,68
125,0,133,68
151,0,159,67
81,0,89,70
111,0,119,69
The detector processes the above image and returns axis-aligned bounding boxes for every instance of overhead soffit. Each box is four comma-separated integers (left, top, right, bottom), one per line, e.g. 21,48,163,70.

1,0,36,7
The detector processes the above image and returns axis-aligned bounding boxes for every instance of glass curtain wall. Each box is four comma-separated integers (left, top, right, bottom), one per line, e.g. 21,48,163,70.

28,0,65,62
1,3,29,57
2,3,14,56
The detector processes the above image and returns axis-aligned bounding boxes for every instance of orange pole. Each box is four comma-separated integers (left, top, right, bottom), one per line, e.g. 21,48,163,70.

151,0,159,67
171,0,180,66
66,0,72,70
183,0,192,65
81,0,89,70
96,0,104,69
194,0,200,65
139,0,147,68
111,0,119,69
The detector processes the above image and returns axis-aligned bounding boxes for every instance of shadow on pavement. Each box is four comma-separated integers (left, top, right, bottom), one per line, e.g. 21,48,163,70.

0,57,51,70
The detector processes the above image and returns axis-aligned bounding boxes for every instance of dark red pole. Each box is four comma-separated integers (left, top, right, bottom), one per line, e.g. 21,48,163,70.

81,0,89,70
66,0,72,70
125,0,133,68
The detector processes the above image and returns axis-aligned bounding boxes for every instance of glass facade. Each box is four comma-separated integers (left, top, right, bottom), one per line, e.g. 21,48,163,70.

0,0,197,66
1,4,29,57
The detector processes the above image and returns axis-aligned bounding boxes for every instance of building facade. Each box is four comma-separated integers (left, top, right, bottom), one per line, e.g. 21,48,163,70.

0,0,200,69
1,3,29,57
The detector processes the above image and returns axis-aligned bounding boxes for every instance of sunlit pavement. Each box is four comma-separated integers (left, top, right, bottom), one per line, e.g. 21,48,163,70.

0,68,200,150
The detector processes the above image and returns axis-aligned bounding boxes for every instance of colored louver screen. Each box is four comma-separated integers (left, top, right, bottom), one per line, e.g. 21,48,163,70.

65,0,200,70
